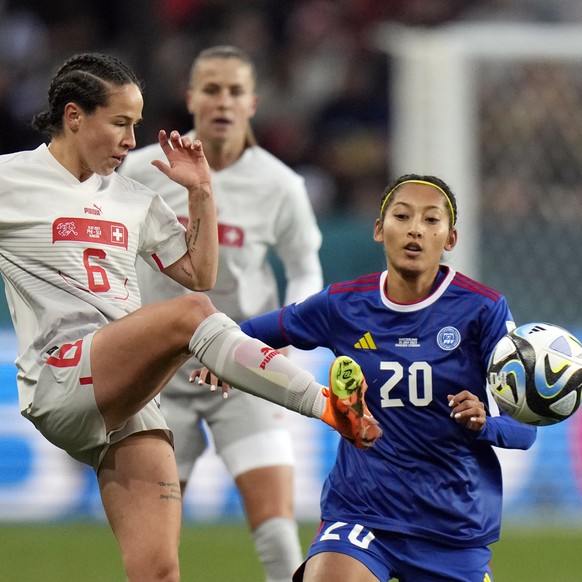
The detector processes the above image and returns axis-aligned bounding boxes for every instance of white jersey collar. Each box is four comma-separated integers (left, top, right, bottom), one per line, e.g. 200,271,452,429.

379,266,456,312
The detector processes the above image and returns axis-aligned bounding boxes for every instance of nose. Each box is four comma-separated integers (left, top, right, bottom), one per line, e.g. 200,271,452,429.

123,127,137,150
216,88,233,107
408,216,423,238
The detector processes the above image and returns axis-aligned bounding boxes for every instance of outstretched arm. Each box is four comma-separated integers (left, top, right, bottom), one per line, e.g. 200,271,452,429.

449,390,537,450
154,130,218,291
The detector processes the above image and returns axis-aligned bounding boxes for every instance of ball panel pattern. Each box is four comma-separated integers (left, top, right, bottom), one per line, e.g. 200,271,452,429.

487,323,582,426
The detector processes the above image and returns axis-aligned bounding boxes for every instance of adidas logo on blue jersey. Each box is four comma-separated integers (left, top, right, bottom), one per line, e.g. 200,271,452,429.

354,332,376,350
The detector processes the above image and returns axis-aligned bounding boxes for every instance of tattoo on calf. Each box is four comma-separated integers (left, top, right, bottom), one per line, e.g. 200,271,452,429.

158,481,182,502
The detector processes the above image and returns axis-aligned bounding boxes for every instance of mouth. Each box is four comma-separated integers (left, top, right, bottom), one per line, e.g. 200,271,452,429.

404,243,422,255
212,117,232,128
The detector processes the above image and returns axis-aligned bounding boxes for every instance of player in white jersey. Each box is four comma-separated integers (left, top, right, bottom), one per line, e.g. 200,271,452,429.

120,45,323,581
0,52,381,581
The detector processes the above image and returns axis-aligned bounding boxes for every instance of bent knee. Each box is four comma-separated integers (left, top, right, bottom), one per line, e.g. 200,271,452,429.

124,552,180,582
176,293,217,325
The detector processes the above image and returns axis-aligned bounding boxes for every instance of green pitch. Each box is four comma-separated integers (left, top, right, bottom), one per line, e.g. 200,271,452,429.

0,522,580,580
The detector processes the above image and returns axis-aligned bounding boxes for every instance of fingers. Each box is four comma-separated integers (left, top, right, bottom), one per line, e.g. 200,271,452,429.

152,131,206,178
189,367,212,386
158,130,189,149
448,391,486,431
189,367,230,398
157,130,203,154
158,129,169,145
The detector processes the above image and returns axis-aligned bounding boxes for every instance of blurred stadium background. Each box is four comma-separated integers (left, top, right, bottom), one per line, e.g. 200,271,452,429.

2,1,582,580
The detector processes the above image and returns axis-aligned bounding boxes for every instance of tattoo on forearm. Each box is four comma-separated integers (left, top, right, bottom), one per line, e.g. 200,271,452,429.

158,481,182,503
186,218,201,251
180,265,193,279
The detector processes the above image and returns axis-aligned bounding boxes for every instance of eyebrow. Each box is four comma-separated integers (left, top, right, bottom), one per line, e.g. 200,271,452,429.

203,81,245,89
392,201,445,213
112,114,143,123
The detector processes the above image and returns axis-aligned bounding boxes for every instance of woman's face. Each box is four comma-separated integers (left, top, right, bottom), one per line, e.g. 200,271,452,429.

72,83,143,180
374,182,457,278
186,57,257,148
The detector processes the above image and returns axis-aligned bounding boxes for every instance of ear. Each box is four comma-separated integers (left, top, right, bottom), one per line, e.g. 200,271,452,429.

373,218,384,243
63,102,81,131
186,89,194,115
249,93,258,119
444,228,458,252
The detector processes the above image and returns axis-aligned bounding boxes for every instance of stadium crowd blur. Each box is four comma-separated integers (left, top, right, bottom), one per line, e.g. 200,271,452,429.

2,0,582,219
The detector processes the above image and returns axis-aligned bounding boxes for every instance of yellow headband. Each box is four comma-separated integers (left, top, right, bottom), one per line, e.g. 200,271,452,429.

379,179,456,226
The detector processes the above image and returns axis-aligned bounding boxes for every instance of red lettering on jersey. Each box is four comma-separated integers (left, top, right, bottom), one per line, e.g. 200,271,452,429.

46,340,83,368
53,218,128,249
84,204,103,216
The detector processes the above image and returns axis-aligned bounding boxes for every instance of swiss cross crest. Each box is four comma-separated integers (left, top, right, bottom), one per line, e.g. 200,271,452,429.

111,225,125,245
218,224,244,247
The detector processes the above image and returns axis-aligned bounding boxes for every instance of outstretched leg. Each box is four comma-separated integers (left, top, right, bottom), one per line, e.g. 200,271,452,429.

90,294,380,448
190,313,382,448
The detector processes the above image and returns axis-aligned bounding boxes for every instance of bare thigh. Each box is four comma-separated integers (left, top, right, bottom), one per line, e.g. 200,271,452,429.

303,552,380,582
91,294,217,430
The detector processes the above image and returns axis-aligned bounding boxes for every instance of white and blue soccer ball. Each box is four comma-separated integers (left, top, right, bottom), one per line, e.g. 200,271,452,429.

487,323,582,426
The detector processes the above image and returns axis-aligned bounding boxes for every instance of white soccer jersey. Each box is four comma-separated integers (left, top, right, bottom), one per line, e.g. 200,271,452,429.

120,132,323,322
0,145,187,410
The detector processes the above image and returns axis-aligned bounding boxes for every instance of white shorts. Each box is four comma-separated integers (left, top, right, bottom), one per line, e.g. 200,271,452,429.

161,362,295,482
23,332,171,471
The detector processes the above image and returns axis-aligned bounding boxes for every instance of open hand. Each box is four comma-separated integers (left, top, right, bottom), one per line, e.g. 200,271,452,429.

151,130,212,191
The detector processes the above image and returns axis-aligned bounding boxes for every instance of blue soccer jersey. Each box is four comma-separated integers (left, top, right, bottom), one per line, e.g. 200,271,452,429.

242,266,537,548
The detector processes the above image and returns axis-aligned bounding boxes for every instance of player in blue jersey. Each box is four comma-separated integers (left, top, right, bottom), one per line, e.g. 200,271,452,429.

236,174,538,581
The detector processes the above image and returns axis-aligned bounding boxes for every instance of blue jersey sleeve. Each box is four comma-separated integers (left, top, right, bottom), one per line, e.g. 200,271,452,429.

278,289,333,350
240,308,288,348
240,287,332,350
480,295,514,362
475,410,537,449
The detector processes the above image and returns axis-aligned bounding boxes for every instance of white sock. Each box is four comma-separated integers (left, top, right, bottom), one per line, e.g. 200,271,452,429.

189,313,326,419
252,517,303,582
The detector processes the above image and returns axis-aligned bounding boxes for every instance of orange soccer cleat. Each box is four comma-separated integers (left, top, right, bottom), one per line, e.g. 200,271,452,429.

321,356,383,449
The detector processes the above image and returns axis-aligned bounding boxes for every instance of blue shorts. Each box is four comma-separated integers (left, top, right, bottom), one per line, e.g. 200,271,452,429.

294,520,494,582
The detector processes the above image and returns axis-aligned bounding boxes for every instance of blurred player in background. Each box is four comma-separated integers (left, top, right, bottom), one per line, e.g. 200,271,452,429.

238,175,538,581
0,51,381,581
120,45,323,581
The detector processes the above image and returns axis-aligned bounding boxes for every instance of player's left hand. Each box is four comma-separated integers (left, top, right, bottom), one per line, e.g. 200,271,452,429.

151,130,212,192
448,390,486,431
190,366,231,398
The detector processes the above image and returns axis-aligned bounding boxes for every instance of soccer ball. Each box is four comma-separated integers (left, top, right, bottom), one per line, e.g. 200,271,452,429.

487,322,582,426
